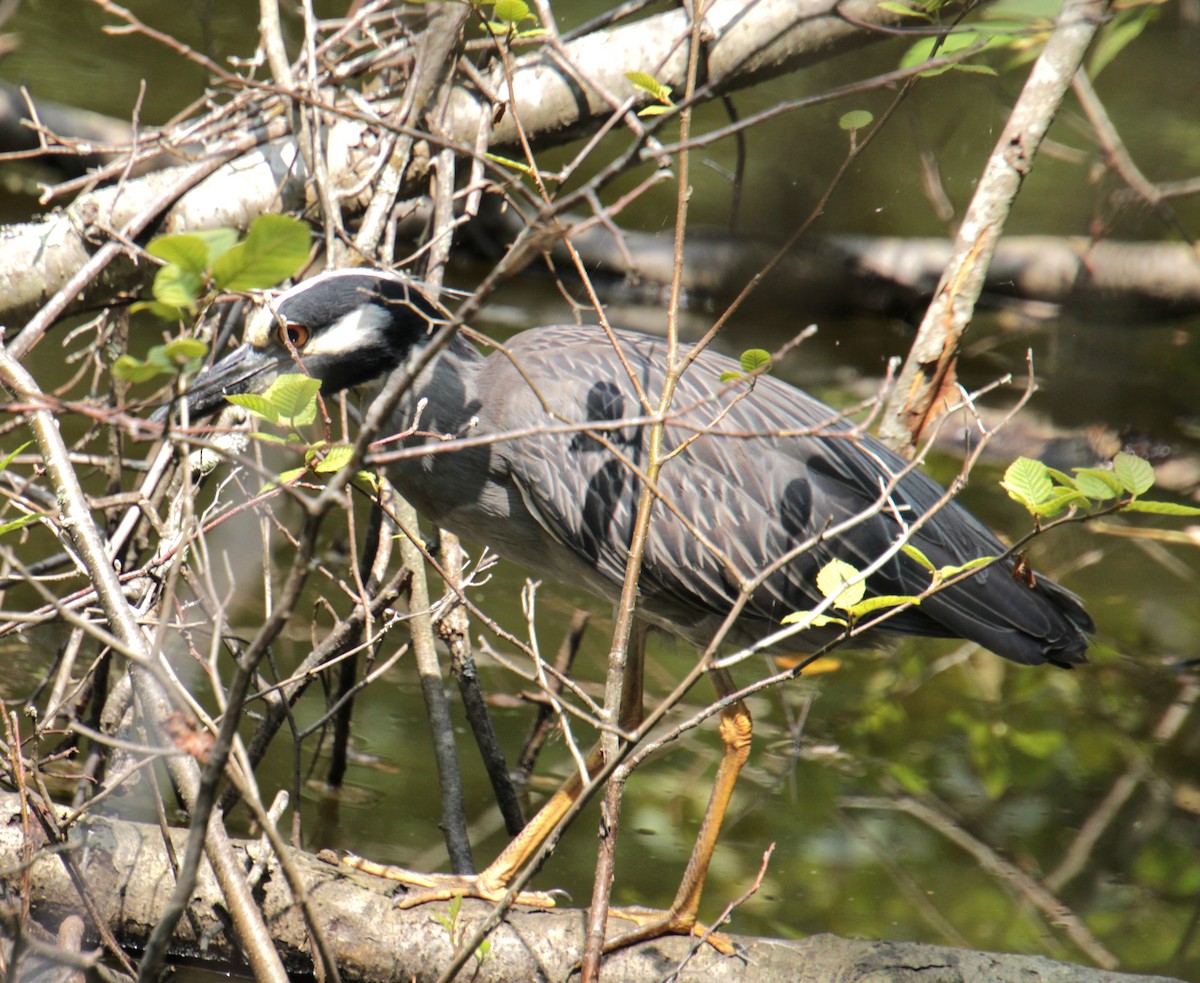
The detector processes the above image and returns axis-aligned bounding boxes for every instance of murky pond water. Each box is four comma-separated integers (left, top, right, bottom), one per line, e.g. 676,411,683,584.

2,3,1199,980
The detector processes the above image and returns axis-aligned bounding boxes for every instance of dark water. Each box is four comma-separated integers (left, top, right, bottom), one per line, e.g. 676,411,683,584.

2,3,1199,980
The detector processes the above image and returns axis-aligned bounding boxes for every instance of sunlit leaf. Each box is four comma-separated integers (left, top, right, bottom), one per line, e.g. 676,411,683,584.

901,543,936,572
0,443,30,475
816,558,866,609
314,444,356,473
0,514,38,536
846,594,921,617
1001,457,1053,508
192,227,240,264
718,370,743,383
935,555,995,579
263,373,322,425
148,233,210,273
1122,500,1200,516
153,264,204,311
739,348,772,374
1113,451,1155,496
211,214,311,291
1073,467,1122,501
492,0,531,23
226,393,279,423
624,70,672,105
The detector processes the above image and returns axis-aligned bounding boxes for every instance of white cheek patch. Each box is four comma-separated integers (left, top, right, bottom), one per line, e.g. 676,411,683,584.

300,303,389,357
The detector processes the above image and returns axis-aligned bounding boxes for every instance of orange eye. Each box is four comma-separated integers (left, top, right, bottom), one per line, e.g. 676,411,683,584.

279,322,309,348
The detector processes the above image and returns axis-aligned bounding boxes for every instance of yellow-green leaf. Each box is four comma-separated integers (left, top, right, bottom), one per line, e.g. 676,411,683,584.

1113,452,1155,496
816,558,865,610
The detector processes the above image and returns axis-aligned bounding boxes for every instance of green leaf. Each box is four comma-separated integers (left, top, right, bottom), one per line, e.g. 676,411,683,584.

637,105,672,117
0,443,30,475
1073,467,1123,502
153,263,204,311
718,370,742,383
1089,7,1156,79
739,349,772,374
226,393,279,423
192,227,240,264
275,466,308,486
901,543,936,572
900,32,989,75
263,373,322,425
130,300,188,321
164,338,209,370
838,110,875,131
781,609,848,629
816,558,865,610
0,513,38,536
1122,500,1200,516
1113,452,1155,496
1028,488,1091,518
1009,729,1066,759
112,355,169,383
846,594,921,617
148,233,211,273
492,0,531,23
935,555,995,579
211,215,311,291
877,1,929,17
951,62,998,76
483,151,536,176
352,470,382,495
624,71,673,105
314,444,356,473
1001,457,1053,508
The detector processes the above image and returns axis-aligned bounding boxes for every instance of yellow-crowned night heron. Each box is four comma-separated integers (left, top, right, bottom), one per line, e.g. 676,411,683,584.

168,268,1093,949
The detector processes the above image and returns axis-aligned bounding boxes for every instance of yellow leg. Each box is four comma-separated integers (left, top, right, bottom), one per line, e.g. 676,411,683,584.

602,665,750,956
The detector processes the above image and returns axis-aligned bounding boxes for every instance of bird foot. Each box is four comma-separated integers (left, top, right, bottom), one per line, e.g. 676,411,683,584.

340,852,561,908
604,905,735,955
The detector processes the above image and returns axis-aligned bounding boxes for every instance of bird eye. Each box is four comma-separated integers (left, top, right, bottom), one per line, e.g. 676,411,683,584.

278,322,309,348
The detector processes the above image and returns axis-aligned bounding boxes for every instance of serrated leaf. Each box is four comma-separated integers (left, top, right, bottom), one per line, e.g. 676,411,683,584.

314,444,356,473
148,233,210,273
211,214,311,291
492,0,531,23
816,558,866,609
1046,466,1079,489
226,393,279,423
0,514,38,536
838,110,874,131
1001,457,1053,507
263,374,322,424
1073,467,1122,501
153,264,204,310
112,355,169,383
1122,500,1200,516
1113,452,1155,496
739,348,772,374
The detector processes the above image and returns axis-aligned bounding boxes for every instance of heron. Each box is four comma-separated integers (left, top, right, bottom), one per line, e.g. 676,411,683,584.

166,267,1093,951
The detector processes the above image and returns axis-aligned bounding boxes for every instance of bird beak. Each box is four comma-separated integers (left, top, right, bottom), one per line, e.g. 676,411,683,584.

151,343,283,423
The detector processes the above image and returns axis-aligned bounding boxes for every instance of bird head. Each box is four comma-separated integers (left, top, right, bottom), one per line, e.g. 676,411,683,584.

157,269,441,421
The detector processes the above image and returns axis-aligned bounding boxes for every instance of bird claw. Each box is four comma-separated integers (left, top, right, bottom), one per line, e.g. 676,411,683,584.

604,905,736,955
340,852,561,909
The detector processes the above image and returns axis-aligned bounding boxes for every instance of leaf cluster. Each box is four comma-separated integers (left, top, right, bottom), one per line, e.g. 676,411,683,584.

135,214,310,321
718,348,773,384
226,374,377,493
1001,452,1200,519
